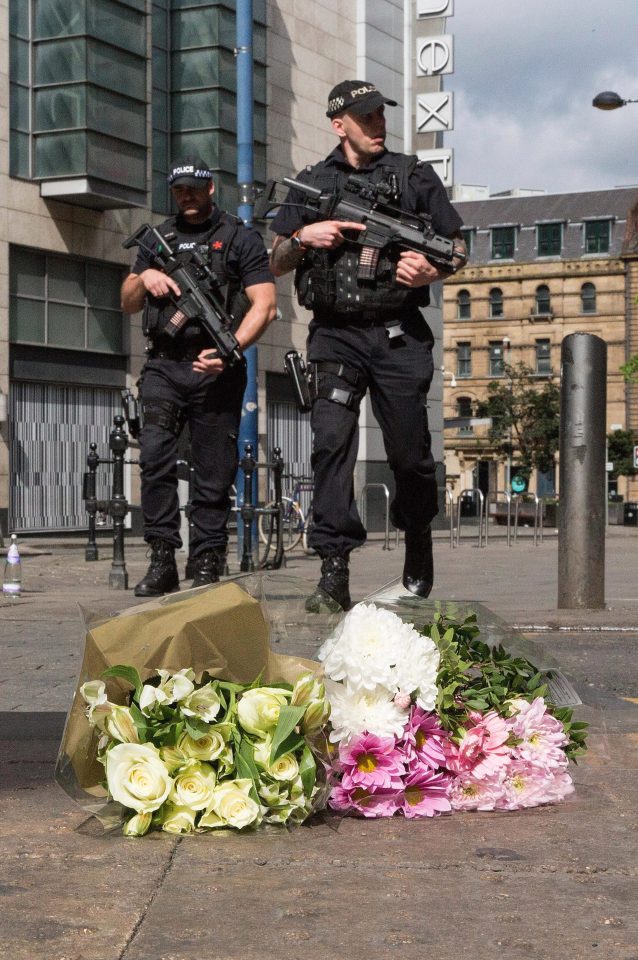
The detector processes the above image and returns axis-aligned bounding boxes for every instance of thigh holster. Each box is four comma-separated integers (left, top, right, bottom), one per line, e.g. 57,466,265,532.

309,361,367,409
142,398,183,436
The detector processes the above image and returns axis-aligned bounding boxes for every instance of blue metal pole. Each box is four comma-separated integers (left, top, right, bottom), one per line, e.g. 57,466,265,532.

235,0,258,559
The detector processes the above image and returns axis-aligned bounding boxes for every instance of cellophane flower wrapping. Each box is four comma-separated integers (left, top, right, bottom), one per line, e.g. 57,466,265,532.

319,592,590,819
55,575,342,835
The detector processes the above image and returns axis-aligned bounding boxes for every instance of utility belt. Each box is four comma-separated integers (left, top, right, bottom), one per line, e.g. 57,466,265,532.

147,337,211,362
284,351,367,413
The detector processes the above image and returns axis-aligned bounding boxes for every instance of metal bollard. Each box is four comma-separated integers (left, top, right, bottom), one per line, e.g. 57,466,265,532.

83,442,101,561
239,443,256,572
557,333,607,609
108,415,129,590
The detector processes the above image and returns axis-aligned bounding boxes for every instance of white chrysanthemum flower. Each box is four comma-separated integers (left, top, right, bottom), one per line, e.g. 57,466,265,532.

318,603,440,705
324,679,408,743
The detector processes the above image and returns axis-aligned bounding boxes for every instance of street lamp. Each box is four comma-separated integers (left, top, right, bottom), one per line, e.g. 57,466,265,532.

592,91,638,111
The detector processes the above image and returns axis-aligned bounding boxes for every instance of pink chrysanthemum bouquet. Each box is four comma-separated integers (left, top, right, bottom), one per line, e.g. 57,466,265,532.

319,604,587,819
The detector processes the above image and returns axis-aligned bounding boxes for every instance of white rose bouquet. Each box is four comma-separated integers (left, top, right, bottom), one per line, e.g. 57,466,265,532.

56,579,336,835
80,666,330,836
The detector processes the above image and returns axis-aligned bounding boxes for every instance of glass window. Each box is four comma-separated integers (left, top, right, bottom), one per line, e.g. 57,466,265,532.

537,222,561,256
34,131,86,177
49,256,85,303
86,264,122,308
87,41,146,101
585,220,610,254
88,308,124,353
48,303,86,348
489,287,503,318
10,247,46,298
171,47,236,91
460,229,472,257
535,339,551,375
535,284,551,315
9,247,125,355
457,289,471,320
88,1,146,56
9,296,46,343
35,86,86,132
489,342,505,377
456,342,471,378
35,38,85,84
171,7,235,49
34,1,85,39
491,227,515,259
456,396,473,435
581,282,597,314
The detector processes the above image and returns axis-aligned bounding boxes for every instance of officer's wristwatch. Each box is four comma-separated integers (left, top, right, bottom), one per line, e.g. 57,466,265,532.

290,229,308,251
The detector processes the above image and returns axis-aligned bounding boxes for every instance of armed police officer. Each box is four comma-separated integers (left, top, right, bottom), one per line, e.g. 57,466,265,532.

122,157,276,597
269,81,465,612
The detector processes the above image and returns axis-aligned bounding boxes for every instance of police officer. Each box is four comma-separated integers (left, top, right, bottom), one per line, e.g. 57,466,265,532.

122,156,276,597
269,81,465,612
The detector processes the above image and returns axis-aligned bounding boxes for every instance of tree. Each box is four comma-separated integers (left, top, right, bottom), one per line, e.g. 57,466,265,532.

607,429,637,480
620,353,638,384
475,362,560,481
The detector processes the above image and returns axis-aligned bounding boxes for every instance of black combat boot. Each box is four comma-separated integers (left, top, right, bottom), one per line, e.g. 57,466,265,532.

305,555,351,613
134,539,180,598
402,525,434,598
191,550,224,588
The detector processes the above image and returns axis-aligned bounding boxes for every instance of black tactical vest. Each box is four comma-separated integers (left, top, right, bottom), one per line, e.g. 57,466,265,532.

143,212,249,343
294,152,430,315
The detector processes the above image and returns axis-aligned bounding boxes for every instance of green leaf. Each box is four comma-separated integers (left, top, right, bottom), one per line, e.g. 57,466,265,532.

270,704,306,764
299,744,317,798
102,664,143,699
184,716,210,740
236,738,260,783
271,730,305,763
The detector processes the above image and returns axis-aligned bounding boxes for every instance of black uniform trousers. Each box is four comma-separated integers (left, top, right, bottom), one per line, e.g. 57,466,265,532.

139,356,246,556
306,313,438,557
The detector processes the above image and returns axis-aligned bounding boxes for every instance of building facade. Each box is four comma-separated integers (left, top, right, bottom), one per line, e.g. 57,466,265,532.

442,187,638,505
0,0,453,537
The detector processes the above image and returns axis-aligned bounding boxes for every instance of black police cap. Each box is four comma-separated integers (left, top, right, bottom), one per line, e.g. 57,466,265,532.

326,80,397,119
167,156,213,187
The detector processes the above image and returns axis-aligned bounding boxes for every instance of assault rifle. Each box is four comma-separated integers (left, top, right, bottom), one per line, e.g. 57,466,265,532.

123,224,243,366
255,174,465,275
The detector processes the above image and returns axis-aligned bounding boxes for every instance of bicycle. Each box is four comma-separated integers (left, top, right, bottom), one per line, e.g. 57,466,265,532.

258,474,314,555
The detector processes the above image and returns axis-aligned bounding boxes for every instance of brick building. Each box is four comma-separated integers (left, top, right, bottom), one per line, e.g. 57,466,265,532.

442,186,638,504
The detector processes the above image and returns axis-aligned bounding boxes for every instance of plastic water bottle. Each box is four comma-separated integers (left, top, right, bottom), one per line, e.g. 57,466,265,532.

3,534,22,597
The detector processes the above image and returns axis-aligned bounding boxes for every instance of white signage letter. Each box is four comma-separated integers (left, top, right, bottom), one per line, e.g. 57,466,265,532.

416,36,454,76
417,0,453,17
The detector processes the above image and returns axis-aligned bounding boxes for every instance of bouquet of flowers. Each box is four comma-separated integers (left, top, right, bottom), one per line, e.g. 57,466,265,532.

55,579,339,835
79,666,330,835
319,603,588,818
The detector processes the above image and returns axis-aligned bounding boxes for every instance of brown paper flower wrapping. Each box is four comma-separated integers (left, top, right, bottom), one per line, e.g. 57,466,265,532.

55,576,337,826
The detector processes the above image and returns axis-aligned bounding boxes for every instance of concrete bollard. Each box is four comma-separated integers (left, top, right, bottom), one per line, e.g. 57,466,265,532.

557,332,607,609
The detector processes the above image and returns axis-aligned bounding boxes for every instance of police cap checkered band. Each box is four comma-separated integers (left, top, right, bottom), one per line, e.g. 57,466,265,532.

168,156,213,187
326,80,397,118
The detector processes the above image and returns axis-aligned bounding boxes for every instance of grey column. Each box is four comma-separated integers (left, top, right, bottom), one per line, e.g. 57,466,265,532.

557,332,607,609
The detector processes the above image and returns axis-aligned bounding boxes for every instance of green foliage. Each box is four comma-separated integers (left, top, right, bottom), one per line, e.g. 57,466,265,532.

607,428,637,479
475,361,560,476
423,613,587,756
620,352,638,384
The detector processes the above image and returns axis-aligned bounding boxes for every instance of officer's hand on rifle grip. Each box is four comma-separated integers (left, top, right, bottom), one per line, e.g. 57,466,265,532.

395,250,443,288
141,268,181,299
192,348,225,376
298,220,366,249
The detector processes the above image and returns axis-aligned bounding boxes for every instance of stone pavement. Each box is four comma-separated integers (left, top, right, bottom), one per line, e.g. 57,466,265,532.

1,527,637,960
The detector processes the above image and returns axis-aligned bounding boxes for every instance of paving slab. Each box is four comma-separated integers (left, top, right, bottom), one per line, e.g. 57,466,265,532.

1,529,637,960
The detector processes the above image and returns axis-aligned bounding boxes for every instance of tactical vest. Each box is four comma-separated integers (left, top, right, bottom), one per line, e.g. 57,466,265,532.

142,212,249,343
295,152,430,315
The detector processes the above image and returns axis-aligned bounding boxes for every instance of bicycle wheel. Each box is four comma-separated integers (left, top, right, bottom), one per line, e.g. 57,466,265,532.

258,498,304,552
